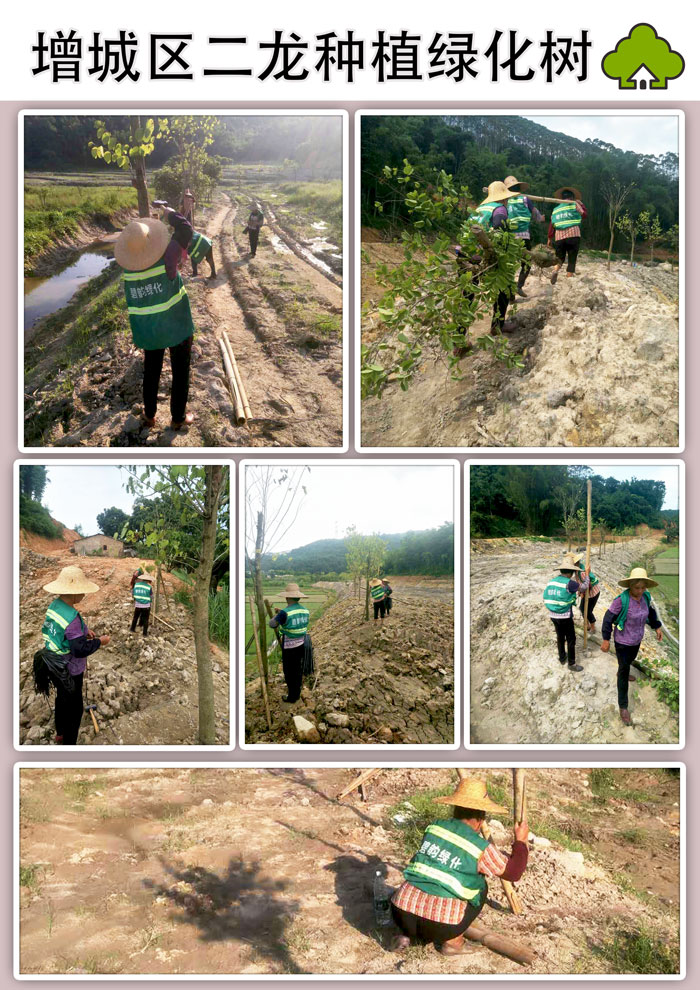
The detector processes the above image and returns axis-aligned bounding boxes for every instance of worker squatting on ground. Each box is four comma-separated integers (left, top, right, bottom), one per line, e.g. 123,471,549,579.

601,568,663,726
542,554,591,672
130,572,153,637
548,187,587,283
370,578,387,622
269,583,311,704
160,206,217,279
33,566,111,745
391,778,529,956
382,578,393,616
502,175,545,298
115,218,195,432
244,207,265,258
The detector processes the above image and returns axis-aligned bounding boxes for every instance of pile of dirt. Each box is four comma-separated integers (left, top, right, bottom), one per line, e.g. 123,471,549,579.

470,537,679,745
246,591,454,745
18,548,229,746
361,251,679,447
20,522,80,552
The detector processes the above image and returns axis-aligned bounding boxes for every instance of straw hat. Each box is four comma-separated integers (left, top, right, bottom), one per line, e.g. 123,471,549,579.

554,186,582,201
553,555,583,572
283,582,307,599
480,181,519,206
114,218,171,271
43,566,99,595
504,174,529,192
434,778,508,814
369,578,383,588
139,573,154,582
619,567,658,589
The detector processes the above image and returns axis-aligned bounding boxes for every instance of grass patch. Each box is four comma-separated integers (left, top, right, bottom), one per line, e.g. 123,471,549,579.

617,828,647,847
20,863,45,890
595,925,679,974
171,586,229,647
62,775,107,809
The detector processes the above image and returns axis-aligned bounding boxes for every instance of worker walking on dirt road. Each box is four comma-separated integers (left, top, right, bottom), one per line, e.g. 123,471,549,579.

269,583,310,704
548,187,587,284
464,180,521,334
503,175,545,298
115,218,195,432
543,555,590,672
601,568,663,726
370,578,387,622
382,578,393,616
391,777,529,956
244,206,265,258
33,566,110,745
130,572,153,637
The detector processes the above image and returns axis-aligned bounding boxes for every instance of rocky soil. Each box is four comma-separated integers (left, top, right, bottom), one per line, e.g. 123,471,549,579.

470,536,679,745
18,767,680,975
361,248,679,448
245,583,455,745
18,547,230,746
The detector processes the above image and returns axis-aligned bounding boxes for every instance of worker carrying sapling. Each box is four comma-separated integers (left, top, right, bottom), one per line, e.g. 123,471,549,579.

268,583,311,704
390,777,529,956
601,568,663,726
130,572,154,638
502,175,545,298
33,566,110,745
548,187,587,284
542,554,590,672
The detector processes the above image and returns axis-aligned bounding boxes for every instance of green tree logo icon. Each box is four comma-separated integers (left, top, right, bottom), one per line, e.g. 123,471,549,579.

602,23,684,89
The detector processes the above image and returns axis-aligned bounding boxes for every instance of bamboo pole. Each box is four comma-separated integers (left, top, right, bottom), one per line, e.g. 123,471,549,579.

249,595,272,730
480,187,570,205
337,767,383,800
512,769,527,824
219,338,246,425
223,331,252,421
583,480,592,649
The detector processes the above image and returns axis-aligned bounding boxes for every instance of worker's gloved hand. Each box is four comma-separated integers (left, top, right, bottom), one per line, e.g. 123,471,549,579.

656,628,663,642
600,640,610,653
514,819,529,843
100,635,111,646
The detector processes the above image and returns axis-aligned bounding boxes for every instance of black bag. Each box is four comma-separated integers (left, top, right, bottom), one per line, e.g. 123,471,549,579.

33,649,76,696
302,635,315,678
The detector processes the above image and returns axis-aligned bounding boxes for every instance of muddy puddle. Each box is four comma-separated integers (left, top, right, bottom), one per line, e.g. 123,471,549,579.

24,245,114,332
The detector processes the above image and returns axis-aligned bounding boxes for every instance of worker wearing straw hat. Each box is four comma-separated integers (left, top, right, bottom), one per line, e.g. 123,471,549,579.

572,552,602,634
461,180,520,333
130,572,154,637
269,583,310,703
115,218,196,432
33,566,110,745
369,578,386,622
391,777,529,956
381,578,393,616
503,176,545,298
542,554,590,671
601,568,663,726
547,186,587,284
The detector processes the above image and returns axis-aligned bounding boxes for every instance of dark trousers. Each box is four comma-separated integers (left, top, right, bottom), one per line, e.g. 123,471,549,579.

579,595,598,622
192,248,216,278
54,672,84,745
249,228,260,257
392,900,482,945
385,598,393,614
131,607,150,636
373,600,387,620
554,236,580,273
143,335,192,423
551,616,576,664
615,642,641,709
518,237,532,289
282,643,305,702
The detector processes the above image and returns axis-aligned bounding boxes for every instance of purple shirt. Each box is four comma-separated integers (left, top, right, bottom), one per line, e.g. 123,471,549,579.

607,595,651,646
64,614,102,675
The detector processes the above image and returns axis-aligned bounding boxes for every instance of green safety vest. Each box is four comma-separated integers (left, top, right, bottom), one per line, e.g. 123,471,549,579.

42,597,83,655
188,231,213,265
122,256,195,351
370,585,385,601
543,574,577,614
551,202,581,230
404,819,489,905
133,580,153,606
506,194,532,232
614,589,651,633
279,603,309,641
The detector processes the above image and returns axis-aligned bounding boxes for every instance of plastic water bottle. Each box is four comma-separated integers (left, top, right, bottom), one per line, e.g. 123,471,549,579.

373,870,392,927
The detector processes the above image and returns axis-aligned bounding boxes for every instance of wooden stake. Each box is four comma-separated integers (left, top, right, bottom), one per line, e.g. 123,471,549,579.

583,479,592,649
219,338,246,425
512,769,527,824
464,924,536,966
337,767,383,800
249,595,272,730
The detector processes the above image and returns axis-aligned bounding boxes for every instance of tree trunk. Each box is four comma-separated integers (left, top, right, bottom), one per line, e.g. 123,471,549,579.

606,228,615,269
364,554,371,622
193,465,222,745
630,234,636,264
254,511,268,678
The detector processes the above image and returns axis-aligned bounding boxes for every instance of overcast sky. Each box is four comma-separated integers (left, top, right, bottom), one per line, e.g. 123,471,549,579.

43,466,136,534
582,465,679,510
524,115,678,157
246,465,454,552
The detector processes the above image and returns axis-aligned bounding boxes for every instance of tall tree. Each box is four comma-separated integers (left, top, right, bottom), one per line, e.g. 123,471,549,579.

602,179,634,268
90,116,170,217
19,464,48,502
96,506,131,539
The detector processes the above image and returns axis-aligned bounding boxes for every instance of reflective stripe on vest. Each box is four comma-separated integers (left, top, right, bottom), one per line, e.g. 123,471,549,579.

426,824,484,861
408,862,482,901
122,254,194,351
551,203,581,229
188,232,212,264
472,202,498,228
280,603,309,639
133,581,152,605
506,195,531,232
371,585,385,601
42,597,80,655
543,575,577,613
127,284,188,317
404,819,488,904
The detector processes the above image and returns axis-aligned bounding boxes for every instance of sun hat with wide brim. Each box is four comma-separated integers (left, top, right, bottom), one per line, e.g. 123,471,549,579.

43,566,99,595
553,555,583,572
139,573,155,582
434,778,508,814
369,578,383,588
504,174,529,192
480,181,519,206
283,583,308,599
114,218,171,272
554,186,583,201
619,567,658,589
